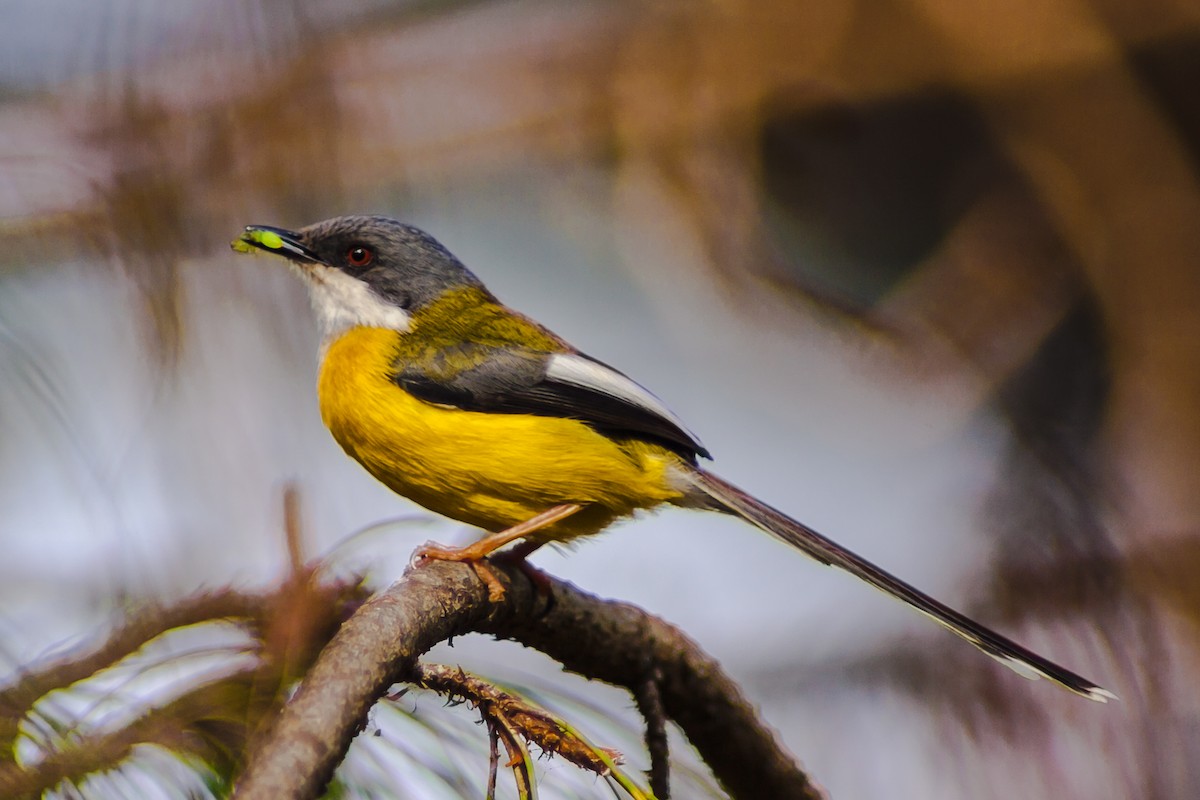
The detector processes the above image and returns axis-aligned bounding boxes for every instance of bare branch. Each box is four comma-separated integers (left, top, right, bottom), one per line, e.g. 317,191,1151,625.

0,579,368,794
0,590,271,756
233,559,821,800
0,667,260,798
634,666,670,798
231,560,496,800
415,663,623,777
484,568,824,800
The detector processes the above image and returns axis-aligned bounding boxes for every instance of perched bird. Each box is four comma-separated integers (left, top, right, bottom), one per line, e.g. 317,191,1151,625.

233,215,1113,702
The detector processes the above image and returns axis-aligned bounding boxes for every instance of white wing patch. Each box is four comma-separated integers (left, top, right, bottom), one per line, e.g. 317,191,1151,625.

545,353,705,449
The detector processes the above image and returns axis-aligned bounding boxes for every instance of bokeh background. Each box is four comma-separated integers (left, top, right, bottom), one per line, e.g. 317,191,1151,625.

3,0,1199,797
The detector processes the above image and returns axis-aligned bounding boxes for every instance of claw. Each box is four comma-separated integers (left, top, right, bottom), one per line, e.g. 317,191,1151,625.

409,504,582,602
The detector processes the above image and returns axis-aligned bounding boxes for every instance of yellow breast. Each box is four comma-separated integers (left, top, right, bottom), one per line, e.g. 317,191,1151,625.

316,327,685,541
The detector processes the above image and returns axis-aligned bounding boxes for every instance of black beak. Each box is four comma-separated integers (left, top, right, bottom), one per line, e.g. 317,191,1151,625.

231,225,321,263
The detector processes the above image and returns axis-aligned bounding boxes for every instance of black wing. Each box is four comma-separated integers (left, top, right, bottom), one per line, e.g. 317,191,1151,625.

393,345,709,462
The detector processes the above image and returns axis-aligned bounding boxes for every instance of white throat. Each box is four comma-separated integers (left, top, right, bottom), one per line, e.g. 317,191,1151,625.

294,263,411,343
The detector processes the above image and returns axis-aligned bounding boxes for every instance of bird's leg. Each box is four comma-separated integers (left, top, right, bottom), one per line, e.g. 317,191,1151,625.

415,504,582,561
413,504,582,601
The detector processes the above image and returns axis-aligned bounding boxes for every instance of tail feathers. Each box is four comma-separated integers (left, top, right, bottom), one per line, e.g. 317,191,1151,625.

686,469,1115,703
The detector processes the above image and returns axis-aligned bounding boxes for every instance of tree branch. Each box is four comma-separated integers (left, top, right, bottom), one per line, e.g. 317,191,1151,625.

0,579,367,795
485,566,823,800
413,663,625,778
633,665,670,798
0,667,260,798
232,559,821,800
0,590,271,754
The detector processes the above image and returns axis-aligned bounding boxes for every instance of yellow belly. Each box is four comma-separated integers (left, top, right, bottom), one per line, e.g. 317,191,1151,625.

316,327,685,541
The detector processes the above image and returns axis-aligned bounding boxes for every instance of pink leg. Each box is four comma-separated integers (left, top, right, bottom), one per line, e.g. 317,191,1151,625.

413,504,582,601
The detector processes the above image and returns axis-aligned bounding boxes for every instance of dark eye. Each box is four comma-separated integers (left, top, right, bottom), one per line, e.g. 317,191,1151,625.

346,245,374,268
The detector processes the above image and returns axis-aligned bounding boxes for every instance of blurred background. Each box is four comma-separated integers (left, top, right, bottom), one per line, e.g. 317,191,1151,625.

2,0,1198,797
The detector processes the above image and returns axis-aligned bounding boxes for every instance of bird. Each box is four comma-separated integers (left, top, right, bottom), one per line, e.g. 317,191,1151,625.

232,214,1114,703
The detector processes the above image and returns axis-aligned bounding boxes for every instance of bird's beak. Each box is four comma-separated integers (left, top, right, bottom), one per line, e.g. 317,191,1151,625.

231,225,320,264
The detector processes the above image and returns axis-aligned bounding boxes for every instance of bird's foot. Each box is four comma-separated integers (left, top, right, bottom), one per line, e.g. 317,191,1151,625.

411,504,582,602
413,541,509,602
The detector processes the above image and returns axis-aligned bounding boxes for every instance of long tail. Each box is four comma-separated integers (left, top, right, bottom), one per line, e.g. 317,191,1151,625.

684,469,1115,702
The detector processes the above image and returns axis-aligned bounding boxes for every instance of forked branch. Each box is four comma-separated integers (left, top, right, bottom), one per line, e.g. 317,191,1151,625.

232,558,821,800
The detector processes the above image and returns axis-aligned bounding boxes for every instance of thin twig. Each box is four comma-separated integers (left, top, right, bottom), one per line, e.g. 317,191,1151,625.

282,483,307,580
0,667,260,798
416,663,629,777
486,723,500,800
0,579,368,795
634,666,669,798
0,590,272,755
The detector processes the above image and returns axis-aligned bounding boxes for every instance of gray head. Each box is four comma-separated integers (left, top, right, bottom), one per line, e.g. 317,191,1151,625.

233,215,490,340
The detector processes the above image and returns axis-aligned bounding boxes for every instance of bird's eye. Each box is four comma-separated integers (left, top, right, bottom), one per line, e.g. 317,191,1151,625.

346,246,374,268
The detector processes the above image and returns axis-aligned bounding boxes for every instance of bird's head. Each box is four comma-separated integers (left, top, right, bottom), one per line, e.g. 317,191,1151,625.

232,215,489,340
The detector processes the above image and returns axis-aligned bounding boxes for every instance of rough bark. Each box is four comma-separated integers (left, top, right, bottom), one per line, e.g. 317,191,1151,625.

232,559,821,800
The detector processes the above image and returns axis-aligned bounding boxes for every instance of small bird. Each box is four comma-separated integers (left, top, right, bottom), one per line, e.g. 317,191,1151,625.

233,215,1113,702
